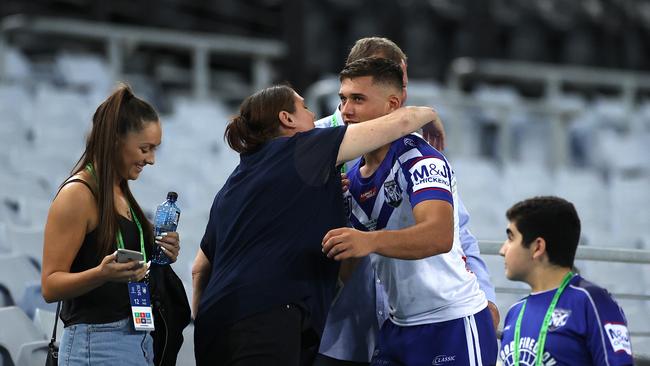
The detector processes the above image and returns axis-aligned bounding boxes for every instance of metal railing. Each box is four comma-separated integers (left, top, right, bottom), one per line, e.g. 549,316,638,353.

448,58,650,106
305,60,650,168
0,15,287,98
305,78,576,166
447,58,650,167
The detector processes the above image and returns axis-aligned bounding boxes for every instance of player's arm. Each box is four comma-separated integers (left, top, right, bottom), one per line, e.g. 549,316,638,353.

322,199,453,260
191,248,211,319
336,106,438,165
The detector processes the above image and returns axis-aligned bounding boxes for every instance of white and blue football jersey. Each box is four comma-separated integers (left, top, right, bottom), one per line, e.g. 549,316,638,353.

500,274,634,366
345,133,487,326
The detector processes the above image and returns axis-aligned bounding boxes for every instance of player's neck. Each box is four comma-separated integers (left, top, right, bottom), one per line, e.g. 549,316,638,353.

528,266,573,293
360,144,391,177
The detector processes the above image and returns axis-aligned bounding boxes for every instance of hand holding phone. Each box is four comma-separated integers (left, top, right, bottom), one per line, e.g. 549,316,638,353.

116,248,144,264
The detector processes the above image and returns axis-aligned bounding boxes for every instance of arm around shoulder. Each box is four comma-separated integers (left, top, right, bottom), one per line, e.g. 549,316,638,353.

336,106,438,165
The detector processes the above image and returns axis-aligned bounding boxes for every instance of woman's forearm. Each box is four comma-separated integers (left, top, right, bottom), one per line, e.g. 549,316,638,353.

42,267,106,303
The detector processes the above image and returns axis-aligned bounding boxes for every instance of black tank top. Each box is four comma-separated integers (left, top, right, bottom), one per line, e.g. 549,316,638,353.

59,180,152,326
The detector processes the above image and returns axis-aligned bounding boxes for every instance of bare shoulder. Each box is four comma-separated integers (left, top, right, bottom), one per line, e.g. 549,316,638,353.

48,173,97,229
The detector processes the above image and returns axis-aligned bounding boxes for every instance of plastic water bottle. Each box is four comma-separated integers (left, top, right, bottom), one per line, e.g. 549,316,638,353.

152,192,181,265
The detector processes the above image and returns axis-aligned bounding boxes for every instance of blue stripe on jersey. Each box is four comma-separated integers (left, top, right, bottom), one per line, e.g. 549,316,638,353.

376,202,397,230
349,213,369,232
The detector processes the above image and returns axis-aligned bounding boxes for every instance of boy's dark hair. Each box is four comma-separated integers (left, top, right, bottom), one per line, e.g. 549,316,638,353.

339,57,404,92
506,196,581,268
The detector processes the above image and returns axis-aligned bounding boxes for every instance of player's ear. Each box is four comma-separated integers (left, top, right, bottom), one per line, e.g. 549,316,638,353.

387,94,401,112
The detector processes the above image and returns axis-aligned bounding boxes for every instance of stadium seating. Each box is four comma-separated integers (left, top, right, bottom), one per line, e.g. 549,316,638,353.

32,308,63,342
0,255,41,306
5,224,44,270
0,307,48,366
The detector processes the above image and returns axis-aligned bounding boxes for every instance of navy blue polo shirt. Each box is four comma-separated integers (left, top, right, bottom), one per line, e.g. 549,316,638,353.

195,126,347,347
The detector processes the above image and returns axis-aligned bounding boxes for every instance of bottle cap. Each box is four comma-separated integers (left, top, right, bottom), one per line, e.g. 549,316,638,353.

167,191,178,202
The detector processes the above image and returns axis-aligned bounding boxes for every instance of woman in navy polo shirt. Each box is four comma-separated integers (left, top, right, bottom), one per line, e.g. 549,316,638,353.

191,84,437,366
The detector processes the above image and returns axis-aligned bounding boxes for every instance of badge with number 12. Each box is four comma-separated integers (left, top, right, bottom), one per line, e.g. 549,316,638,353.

127,282,155,331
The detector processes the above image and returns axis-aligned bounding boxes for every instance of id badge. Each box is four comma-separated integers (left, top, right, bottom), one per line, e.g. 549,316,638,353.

127,282,155,331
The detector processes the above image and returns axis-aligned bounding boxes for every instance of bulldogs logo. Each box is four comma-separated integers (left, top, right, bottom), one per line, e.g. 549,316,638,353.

549,308,571,331
383,180,402,208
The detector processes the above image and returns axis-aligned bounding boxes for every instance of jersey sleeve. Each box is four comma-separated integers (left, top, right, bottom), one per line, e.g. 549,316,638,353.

583,286,634,365
400,140,454,208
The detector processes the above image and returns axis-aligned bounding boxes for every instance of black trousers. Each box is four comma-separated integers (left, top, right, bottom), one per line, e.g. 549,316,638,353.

209,303,319,366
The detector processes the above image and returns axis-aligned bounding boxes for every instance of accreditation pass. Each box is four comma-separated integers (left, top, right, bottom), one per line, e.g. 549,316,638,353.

127,282,155,331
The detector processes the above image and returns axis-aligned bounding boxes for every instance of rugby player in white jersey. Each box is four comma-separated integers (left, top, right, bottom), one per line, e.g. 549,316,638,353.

322,57,498,366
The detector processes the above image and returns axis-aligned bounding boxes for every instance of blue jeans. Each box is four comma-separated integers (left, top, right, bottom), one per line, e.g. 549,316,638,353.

59,318,154,366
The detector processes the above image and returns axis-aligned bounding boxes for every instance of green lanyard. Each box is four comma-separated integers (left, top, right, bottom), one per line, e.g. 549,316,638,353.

513,271,574,366
85,164,147,262
331,112,341,127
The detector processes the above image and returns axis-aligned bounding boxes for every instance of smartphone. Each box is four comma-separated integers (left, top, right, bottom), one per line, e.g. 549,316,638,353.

116,248,144,263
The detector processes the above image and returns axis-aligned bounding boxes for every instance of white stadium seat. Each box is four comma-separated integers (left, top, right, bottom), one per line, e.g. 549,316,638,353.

0,307,48,366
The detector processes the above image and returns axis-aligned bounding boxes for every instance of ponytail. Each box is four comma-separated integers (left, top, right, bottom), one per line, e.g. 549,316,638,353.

69,83,158,262
224,115,250,153
224,85,296,154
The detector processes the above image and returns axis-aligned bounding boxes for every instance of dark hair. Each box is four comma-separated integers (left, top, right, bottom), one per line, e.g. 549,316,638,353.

70,83,158,261
506,196,581,268
225,85,296,154
340,57,404,92
347,37,407,65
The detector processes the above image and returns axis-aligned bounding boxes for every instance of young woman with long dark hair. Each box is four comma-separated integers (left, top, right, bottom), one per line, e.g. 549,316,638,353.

42,84,181,365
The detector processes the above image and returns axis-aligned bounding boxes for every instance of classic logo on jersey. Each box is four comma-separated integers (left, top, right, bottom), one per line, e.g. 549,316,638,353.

383,180,403,207
500,337,558,366
360,187,378,202
549,308,571,331
604,323,632,355
409,157,451,194
432,354,456,365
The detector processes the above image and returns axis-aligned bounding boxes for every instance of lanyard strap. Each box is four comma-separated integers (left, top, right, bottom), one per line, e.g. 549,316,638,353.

116,206,147,262
513,271,574,366
86,163,147,262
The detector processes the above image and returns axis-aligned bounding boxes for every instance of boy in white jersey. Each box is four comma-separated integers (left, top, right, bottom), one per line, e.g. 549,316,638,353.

322,57,498,365
499,196,633,365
